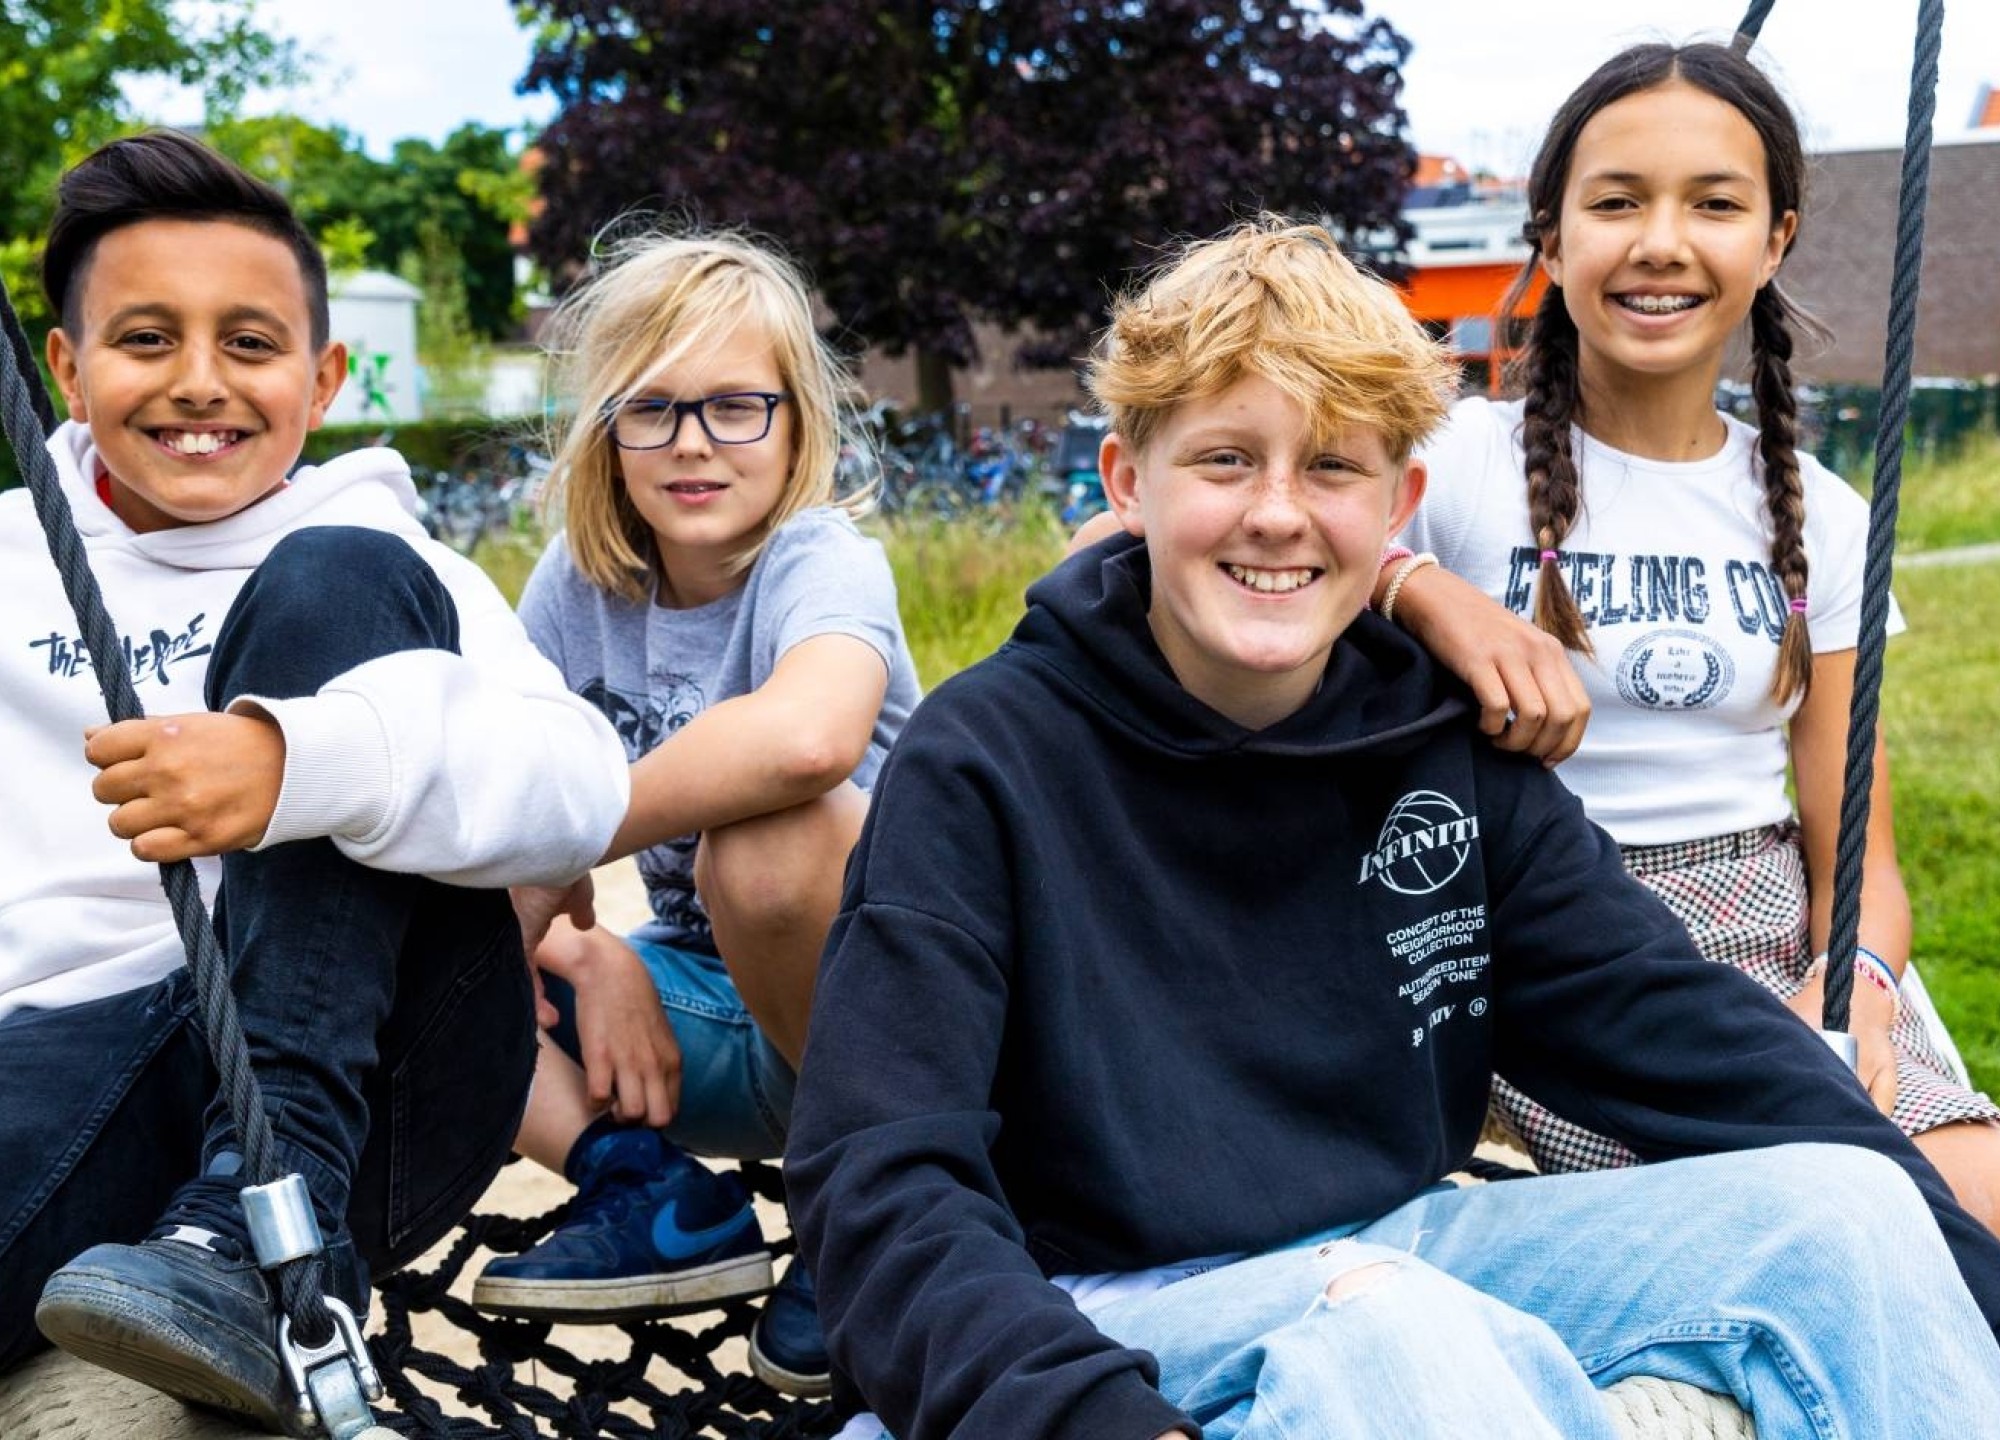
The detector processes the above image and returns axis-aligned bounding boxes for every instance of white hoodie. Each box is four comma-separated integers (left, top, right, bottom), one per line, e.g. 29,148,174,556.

0,422,630,1019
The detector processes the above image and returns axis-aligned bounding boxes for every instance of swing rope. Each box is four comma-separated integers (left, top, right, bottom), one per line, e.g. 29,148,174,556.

1818,0,1944,1034
0,287,341,1356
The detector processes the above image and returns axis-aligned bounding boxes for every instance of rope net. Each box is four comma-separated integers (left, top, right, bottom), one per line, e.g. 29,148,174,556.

367,1162,836,1439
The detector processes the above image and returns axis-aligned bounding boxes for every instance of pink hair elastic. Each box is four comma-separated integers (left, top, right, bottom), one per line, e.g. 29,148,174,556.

1539,549,1559,564
1788,596,1809,613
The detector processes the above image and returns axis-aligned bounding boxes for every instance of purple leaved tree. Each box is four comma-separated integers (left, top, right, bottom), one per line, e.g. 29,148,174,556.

518,0,1416,413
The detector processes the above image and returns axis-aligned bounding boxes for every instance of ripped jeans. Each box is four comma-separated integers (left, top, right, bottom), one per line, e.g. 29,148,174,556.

1085,1144,2000,1440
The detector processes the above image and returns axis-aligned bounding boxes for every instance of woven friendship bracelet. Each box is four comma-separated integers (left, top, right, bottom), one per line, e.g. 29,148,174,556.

1381,552,1439,626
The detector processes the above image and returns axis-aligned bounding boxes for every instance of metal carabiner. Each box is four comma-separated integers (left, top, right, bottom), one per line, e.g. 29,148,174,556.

278,1295,384,1437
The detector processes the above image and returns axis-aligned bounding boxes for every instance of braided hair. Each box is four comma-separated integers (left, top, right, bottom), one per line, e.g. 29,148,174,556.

1504,41,1820,701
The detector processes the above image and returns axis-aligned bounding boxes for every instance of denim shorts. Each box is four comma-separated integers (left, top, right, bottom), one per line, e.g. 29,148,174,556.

544,934,796,1160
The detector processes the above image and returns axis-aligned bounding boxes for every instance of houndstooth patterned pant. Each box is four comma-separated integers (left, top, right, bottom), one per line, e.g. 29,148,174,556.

1492,823,2000,1174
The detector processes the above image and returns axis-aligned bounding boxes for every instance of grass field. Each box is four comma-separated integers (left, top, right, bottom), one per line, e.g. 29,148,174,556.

1888,563,2000,1092
479,445,1998,1093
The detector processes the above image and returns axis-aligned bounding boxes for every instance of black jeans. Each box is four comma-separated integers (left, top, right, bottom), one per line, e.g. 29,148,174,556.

0,528,536,1368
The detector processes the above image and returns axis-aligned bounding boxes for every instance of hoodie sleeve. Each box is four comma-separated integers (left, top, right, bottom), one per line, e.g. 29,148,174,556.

240,546,629,888
786,713,1194,1440
1478,758,2000,1335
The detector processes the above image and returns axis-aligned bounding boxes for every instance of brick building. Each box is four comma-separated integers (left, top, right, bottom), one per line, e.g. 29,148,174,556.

1782,132,2000,384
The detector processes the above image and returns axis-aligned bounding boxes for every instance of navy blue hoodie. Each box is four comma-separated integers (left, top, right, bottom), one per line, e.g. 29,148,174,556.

788,534,2000,1440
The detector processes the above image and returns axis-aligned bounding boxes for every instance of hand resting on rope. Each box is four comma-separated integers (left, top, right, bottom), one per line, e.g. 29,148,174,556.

84,712,284,861
1784,960,1900,1116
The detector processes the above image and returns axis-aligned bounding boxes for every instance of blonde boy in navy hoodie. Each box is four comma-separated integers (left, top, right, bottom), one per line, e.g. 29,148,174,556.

785,217,2000,1440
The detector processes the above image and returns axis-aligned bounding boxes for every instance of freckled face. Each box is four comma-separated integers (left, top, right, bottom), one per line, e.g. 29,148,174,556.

46,219,344,533
1101,373,1424,730
1542,80,1797,399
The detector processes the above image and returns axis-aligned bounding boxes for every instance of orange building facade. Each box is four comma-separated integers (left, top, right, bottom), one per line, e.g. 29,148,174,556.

1391,157,1545,395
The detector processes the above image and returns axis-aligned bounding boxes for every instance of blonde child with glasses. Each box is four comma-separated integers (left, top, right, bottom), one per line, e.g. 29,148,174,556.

474,229,921,1396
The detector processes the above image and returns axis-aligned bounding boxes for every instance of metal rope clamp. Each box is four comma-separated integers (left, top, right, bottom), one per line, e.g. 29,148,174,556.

242,1174,385,1439
1821,1029,1860,1072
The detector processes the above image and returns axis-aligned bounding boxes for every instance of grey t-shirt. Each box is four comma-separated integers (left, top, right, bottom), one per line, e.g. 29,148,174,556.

519,505,922,952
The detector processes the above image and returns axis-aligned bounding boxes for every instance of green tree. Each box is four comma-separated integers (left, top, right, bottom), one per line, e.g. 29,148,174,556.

0,0,302,241
402,216,487,415
209,115,529,341
369,127,529,342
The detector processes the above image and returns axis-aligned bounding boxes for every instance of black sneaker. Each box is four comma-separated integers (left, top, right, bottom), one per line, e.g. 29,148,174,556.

749,1256,831,1398
35,1168,366,1435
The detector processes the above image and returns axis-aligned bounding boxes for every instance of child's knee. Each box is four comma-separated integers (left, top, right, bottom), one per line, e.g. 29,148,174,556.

1757,1142,1919,1213
1322,1258,1401,1304
264,526,427,604
1727,1143,1938,1271
698,794,859,928
1914,1120,2000,1235
1308,1239,1413,1307
215,527,454,700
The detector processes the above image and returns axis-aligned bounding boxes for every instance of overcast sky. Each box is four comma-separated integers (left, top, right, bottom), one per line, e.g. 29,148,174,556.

147,1,2000,168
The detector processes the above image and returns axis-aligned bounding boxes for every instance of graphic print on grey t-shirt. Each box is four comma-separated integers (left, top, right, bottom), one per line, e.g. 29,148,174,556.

579,671,715,947
578,672,707,756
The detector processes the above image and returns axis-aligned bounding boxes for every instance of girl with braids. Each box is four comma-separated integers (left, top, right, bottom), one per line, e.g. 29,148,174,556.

1391,37,2000,1229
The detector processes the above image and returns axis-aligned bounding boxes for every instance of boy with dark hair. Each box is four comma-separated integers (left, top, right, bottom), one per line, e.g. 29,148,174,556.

0,130,629,1432
785,217,2000,1439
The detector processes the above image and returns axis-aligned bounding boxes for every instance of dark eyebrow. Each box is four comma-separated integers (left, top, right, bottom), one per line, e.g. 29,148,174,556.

630,382,769,399
1581,168,1758,187
98,302,299,338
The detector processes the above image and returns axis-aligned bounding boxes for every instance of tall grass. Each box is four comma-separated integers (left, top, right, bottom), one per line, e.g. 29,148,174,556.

872,504,1071,686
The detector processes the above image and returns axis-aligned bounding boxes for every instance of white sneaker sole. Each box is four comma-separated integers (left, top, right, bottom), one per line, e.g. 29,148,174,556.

471,1249,773,1322
748,1331,834,1399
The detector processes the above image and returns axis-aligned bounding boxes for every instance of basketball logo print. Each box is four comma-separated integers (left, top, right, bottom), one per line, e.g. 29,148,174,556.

1359,790,1480,895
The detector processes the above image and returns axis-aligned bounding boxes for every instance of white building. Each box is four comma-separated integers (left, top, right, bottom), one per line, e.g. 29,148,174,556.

325,270,423,426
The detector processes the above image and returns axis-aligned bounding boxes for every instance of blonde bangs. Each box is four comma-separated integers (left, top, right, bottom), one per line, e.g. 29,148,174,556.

538,227,863,601
1088,216,1458,459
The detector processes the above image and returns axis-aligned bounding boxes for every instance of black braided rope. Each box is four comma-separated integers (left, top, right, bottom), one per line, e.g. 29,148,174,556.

1821,0,1944,1033
0,280,337,1346
1733,0,1779,46
368,1162,837,1439
0,291,55,435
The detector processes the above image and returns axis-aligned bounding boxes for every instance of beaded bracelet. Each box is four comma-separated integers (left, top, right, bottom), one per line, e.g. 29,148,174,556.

1814,947,1902,1017
1855,946,1902,1010
1368,545,1415,612
1380,552,1439,626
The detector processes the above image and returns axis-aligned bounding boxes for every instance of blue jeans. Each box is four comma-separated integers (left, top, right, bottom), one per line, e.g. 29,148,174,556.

1089,1144,2000,1439
0,528,536,1370
543,936,796,1159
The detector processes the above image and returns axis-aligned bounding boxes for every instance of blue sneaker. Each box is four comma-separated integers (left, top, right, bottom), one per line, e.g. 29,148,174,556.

35,1163,368,1436
749,1256,831,1398
473,1122,771,1322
